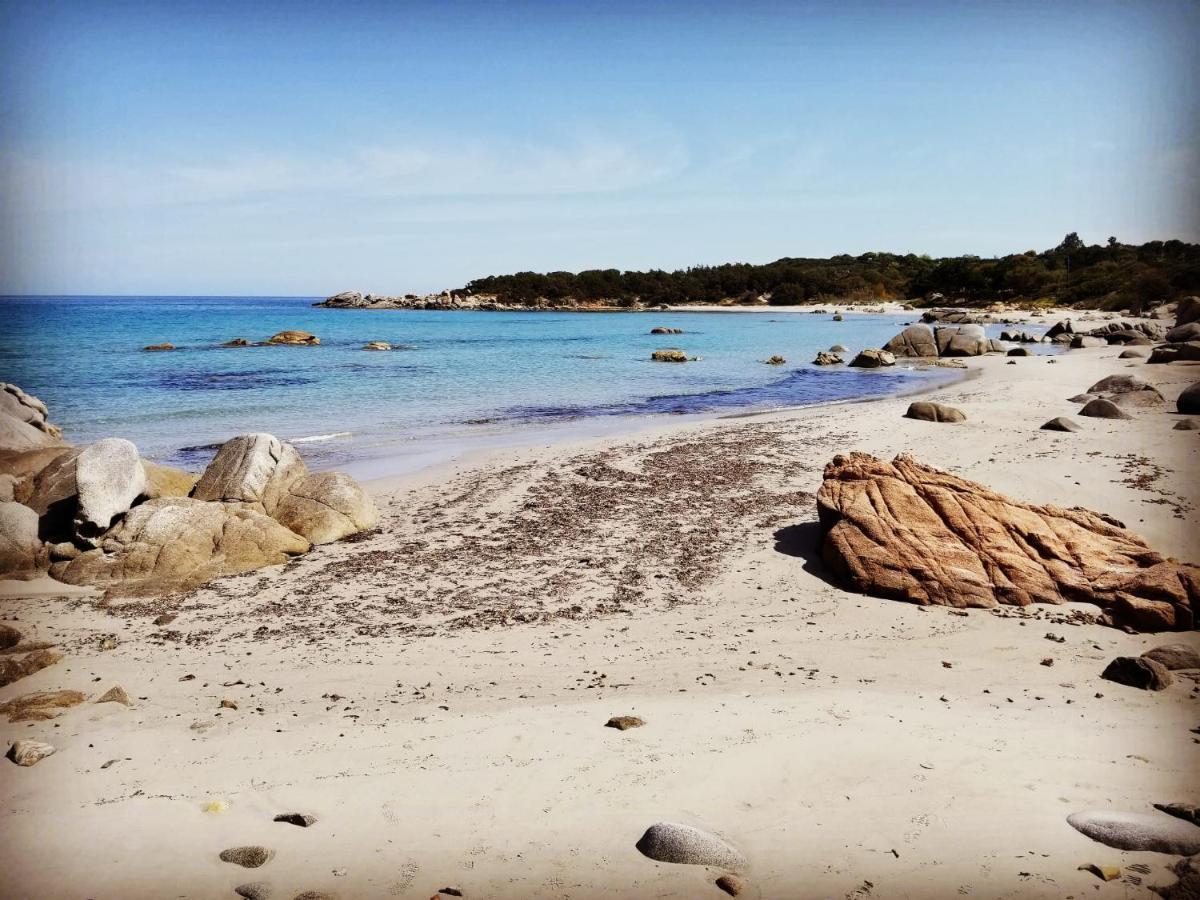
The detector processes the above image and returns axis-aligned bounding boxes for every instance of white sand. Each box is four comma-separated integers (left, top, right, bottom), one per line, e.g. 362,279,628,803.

1,343,1197,899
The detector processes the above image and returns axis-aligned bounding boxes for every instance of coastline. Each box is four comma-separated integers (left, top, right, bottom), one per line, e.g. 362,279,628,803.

3,341,1197,898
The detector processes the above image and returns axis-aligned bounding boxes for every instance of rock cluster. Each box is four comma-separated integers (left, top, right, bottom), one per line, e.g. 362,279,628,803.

882,323,1004,360
816,452,1199,631
847,349,895,368
0,386,378,597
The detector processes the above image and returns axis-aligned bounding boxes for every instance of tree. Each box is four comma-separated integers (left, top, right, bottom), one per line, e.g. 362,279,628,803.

1107,236,1118,247
1059,232,1084,252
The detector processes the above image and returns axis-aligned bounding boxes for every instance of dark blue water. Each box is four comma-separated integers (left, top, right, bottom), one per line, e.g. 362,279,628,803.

0,296,992,473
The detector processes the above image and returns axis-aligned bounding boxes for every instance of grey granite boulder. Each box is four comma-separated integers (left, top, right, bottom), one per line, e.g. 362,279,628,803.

74,438,146,535
190,433,308,514
883,324,937,358
1079,398,1132,420
1067,810,1200,855
1041,417,1080,432
0,501,42,577
635,822,746,869
271,471,379,544
848,349,895,368
935,325,988,357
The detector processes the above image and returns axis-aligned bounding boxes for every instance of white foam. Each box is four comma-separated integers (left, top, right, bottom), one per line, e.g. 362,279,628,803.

291,431,352,443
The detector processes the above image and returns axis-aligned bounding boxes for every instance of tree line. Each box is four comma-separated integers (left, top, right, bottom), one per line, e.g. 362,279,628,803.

458,235,1200,311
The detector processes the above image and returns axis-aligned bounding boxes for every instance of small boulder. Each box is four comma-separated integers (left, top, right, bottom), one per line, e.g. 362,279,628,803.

0,623,20,649
935,324,988,356
1174,418,1199,431
223,338,251,347
141,461,197,500
1041,417,1080,433
271,472,378,544
605,716,645,731
220,846,275,868
267,331,319,345
190,433,308,513
829,344,848,353
96,685,133,705
0,648,63,688
716,874,745,896
832,313,843,321
1067,810,1200,855
635,822,746,869
848,349,895,368
1007,347,1032,357
1070,335,1108,349
1179,382,1200,415
1100,656,1172,691
234,884,272,900
812,351,843,366
651,349,689,363
74,438,147,536
0,500,42,576
363,342,391,351
6,739,56,766
1087,374,1154,395
904,402,966,423
274,812,318,827
1078,398,1132,420
1119,349,1146,359
883,324,937,358
1166,321,1200,343
763,355,786,365
650,327,682,335
1142,644,1200,671
0,689,86,722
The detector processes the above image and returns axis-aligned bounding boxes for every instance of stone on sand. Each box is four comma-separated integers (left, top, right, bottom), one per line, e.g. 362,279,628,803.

0,689,86,722
1041,417,1080,433
716,874,745,896
904,401,965,423
6,739,56,766
1007,347,1032,356
1101,656,1173,690
1067,810,1200,855
96,685,132,705
1175,418,1199,431
1142,644,1200,671
271,472,379,544
190,433,308,514
1079,398,1132,420
274,812,318,827
1179,382,1200,415
50,497,309,596
0,623,20,650
816,452,1200,631
0,647,63,688
1119,348,1146,359
235,883,272,900
1155,804,1200,827
635,822,746,870
0,500,42,576
74,437,147,535
220,846,275,868
605,716,645,730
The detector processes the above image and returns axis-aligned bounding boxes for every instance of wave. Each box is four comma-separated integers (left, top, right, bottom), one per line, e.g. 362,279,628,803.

291,431,353,443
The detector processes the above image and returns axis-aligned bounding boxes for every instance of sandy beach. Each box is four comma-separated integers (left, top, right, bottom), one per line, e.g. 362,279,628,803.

1,334,1197,900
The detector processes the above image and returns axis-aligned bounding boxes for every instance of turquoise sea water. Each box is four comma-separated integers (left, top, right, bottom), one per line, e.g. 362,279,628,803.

0,297,1027,476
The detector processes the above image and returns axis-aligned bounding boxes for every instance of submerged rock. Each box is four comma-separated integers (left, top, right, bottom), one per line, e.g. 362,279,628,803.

816,452,1200,630
651,349,690,363
142,343,174,352
267,331,319,345
812,351,843,366
363,341,392,351
635,822,746,869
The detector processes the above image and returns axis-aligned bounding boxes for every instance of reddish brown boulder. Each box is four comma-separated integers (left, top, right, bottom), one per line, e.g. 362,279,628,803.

816,453,1198,631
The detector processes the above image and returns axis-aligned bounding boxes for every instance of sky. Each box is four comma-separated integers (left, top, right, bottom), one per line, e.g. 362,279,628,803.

1,0,1197,296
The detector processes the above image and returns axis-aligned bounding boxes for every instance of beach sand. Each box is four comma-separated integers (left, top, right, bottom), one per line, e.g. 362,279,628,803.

1,341,1197,899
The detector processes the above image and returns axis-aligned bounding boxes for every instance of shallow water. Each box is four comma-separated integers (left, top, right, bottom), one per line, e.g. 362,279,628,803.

0,297,1034,473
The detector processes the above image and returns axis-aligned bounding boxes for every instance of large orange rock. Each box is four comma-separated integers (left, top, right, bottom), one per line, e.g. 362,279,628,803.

816,453,1197,631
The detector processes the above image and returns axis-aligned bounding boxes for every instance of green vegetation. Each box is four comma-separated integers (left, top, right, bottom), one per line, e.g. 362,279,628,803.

459,235,1200,311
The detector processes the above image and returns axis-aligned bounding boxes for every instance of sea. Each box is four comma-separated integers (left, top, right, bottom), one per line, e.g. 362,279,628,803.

0,296,1043,478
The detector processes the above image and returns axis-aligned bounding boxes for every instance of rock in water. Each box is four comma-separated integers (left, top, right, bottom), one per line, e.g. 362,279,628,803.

829,344,848,353
1079,398,1132,420
267,330,319,345
651,349,689,363
883,324,937,358
51,497,309,596
635,822,746,869
816,452,1200,630
1041,417,1080,433
1143,644,1200,670
847,349,895,368
75,438,147,535
220,846,275,868
271,472,379,544
1067,810,1200,855
1101,656,1172,690
763,355,786,365
143,343,174,352
812,351,843,366
935,324,988,356
0,500,42,576
6,739,56,766
363,341,391,351
904,402,966,423
190,433,308,514
1179,382,1200,415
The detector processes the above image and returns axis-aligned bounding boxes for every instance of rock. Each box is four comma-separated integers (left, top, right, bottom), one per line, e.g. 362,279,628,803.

1175,418,1199,431
1041,417,1081,433
96,685,132,705
1155,804,1200,827
1101,656,1173,690
0,689,86,722
1079,398,1132,420
763,355,786,365
935,325,989,356
847,349,895,368
1179,383,1200,415
267,331,319,346
1088,374,1154,395
883,324,937,358
1150,341,1200,364
1068,393,1096,404
0,384,63,453
190,434,308,514
1178,297,1200,328
292,892,336,900
1046,320,1073,339
1111,389,1165,409
220,846,275,868
0,648,63,687
1070,335,1108,349
223,338,251,347
1119,349,1147,359
1007,347,1033,357
437,887,464,897
234,883,273,900
0,623,20,649
832,314,843,321
363,341,392,351
1077,864,1122,882
0,500,42,576
812,352,843,366
0,473,17,502
651,349,690,363
6,739,56,766
816,452,1200,630
23,448,82,526
153,613,176,626
1143,644,1200,670
904,402,965,423
141,461,197,499
605,716,645,730
1167,322,1200,343
219,699,238,710
274,812,318,827
1153,854,1200,900
143,343,174,352
1067,811,1200,855
635,822,746,869
650,327,682,335
270,472,378,544
75,438,146,536
829,344,848,353
716,874,744,896
51,497,309,596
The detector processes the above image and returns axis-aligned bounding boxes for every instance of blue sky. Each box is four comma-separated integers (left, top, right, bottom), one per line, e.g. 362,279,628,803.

1,0,1197,295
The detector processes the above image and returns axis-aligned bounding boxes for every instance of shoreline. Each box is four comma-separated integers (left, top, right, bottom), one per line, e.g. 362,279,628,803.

2,342,1197,899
